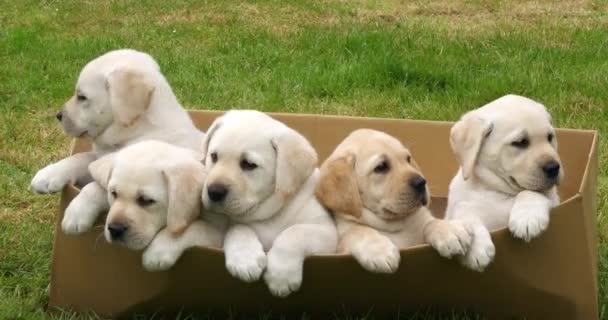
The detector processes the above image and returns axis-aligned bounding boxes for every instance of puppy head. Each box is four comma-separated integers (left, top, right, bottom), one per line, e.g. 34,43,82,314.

450,94,563,194
201,110,317,221
58,49,158,138
89,141,204,250
317,129,429,224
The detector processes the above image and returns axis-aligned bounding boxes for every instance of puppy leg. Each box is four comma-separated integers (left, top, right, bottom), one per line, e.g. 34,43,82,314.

62,182,108,234
508,190,552,242
264,223,337,297
31,152,97,194
143,220,224,271
424,218,472,258
458,218,495,272
224,224,267,283
340,224,400,274
450,202,495,271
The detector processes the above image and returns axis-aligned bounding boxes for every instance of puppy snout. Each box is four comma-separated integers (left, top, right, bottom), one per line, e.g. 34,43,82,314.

107,223,128,240
542,160,561,180
207,183,228,202
409,176,427,194
55,111,63,122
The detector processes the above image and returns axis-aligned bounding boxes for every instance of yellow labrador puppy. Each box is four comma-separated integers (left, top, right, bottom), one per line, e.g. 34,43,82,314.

316,129,472,273
89,140,226,271
31,49,203,235
201,110,337,297
447,94,562,271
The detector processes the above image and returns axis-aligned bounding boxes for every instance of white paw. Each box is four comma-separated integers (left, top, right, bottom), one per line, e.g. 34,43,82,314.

459,239,495,272
426,220,472,258
31,164,72,194
61,196,100,235
353,237,400,274
264,252,303,298
225,247,267,283
509,207,549,242
142,243,180,271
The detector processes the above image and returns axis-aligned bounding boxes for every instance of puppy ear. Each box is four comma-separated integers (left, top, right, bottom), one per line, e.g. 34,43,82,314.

200,117,223,164
106,67,155,126
450,114,493,180
316,154,362,218
163,160,206,235
88,153,116,189
271,127,318,198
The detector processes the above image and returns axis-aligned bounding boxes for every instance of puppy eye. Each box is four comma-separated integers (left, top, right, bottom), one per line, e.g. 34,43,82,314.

511,138,530,149
548,133,554,143
240,159,258,171
406,155,412,163
210,152,218,164
374,160,390,174
110,190,117,198
77,94,87,101
136,195,156,207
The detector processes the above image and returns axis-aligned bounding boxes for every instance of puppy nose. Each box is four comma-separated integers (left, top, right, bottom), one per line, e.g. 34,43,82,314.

542,160,561,179
207,184,228,202
55,111,63,122
107,223,128,240
409,176,427,194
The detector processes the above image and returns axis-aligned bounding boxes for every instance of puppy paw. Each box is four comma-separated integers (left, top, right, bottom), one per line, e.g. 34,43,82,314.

352,237,400,273
459,239,495,272
264,251,303,298
425,220,472,258
509,206,549,242
31,165,72,194
142,243,180,272
225,246,267,283
61,196,99,235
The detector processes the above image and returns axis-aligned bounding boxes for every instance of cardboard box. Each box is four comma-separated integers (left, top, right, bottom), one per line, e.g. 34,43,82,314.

49,111,599,319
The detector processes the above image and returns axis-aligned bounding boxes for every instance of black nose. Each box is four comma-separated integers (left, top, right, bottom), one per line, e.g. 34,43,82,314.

107,223,128,240
56,112,63,122
542,160,561,179
409,176,427,194
207,184,228,202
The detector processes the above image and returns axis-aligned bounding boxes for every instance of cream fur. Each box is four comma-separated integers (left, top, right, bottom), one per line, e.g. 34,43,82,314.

201,110,337,297
30,49,203,235
89,140,226,270
317,129,472,274
446,94,562,272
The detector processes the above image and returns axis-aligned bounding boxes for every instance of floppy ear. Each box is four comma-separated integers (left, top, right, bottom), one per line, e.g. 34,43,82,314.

162,159,206,235
200,116,223,164
106,66,156,126
88,153,116,189
315,154,362,218
449,114,493,180
271,127,318,198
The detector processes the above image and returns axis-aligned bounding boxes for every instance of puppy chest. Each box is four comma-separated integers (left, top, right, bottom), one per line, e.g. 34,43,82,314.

250,222,289,252
385,229,425,248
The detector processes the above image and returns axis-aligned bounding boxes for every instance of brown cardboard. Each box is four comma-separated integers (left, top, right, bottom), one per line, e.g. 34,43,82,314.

48,111,599,319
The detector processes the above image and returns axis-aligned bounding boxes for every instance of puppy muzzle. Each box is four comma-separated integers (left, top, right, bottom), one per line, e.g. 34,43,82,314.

57,110,87,138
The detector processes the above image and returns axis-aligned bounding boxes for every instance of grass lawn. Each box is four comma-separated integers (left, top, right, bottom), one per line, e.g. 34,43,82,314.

1,0,607,319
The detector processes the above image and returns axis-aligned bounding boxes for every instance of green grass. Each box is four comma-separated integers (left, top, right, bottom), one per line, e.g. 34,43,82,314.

1,0,607,319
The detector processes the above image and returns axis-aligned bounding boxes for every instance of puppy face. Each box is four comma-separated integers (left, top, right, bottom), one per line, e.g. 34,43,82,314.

58,49,158,138
201,110,317,222
89,141,204,250
317,129,429,223
60,73,113,137
203,125,277,219
105,165,169,250
450,95,563,194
